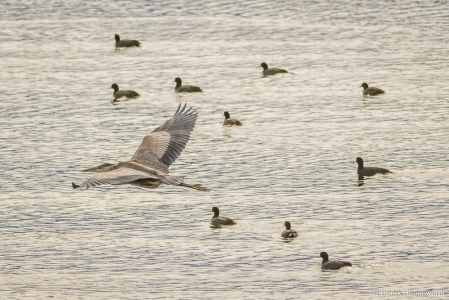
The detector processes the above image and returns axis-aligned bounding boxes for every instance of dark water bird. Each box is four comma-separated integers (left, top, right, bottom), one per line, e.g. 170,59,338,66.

281,221,298,238
260,62,288,76
356,157,391,177
72,104,207,191
174,77,202,93
223,111,242,126
360,82,385,96
320,252,352,270
110,83,140,100
115,34,140,48
210,207,236,227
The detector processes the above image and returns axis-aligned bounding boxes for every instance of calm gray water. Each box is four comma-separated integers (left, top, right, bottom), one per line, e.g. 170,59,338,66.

1,0,449,299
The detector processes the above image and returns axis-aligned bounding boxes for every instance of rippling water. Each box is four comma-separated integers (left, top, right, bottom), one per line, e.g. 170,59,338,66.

1,0,449,298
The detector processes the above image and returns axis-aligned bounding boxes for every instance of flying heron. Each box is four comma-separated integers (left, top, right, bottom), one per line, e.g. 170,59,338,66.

72,104,207,191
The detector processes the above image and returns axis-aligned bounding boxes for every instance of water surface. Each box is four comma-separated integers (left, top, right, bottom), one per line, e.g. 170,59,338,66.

1,0,449,298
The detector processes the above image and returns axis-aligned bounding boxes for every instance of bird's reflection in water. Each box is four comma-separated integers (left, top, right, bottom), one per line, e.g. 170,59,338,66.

358,175,365,186
281,238,296,244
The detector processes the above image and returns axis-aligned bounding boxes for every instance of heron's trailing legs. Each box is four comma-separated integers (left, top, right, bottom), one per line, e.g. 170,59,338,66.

180,183,208,191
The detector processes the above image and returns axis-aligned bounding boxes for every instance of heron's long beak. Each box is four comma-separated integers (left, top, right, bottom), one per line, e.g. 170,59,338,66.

81,163,117,172
81,167,102,172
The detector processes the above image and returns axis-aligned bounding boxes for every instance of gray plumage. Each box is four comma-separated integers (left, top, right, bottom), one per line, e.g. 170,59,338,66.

320,252,352,270
110,83,140,100
281,221,298,238
72,104,207,192
174,77,202,93
360,82,385,96
115,34,140,48
356,157,391,177
210,207,236,227
223,111,242,126
261,62,288,76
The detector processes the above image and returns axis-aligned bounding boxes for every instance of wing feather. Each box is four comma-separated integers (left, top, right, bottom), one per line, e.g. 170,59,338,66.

76,167,158,189
131,104,198,169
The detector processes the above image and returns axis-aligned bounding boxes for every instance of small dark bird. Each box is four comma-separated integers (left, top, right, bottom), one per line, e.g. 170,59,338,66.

210,207,236,227
320,252,352,270
260,62,288,76
174,77,202,93
115,34,140,48
110,83,140,100
223,111,242,126
360,82,385,96
356,157,391,177
281,221,298,238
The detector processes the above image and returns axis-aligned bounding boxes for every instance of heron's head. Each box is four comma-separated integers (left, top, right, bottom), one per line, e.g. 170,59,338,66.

115,34,120,42
261,62,268,70
360,82,368,89
81,163,117,172
224,111,230,119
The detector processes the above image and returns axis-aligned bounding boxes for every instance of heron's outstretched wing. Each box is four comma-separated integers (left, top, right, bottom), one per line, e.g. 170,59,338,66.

75,167,158,189
131,104,198,170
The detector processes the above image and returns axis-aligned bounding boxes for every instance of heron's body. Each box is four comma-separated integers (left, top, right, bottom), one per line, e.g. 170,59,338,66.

115,34,140,48
261,62,288,76
72,104,207,191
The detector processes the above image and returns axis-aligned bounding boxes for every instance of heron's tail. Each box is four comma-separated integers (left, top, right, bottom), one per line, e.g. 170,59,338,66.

180,183,209,192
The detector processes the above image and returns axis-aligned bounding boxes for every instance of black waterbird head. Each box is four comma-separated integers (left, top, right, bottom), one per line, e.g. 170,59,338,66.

360,82,368,89
174,77,182,88
261,62,268,70
110,83,119,92
356,157,364,168
211,207,220,217
320,252,329,262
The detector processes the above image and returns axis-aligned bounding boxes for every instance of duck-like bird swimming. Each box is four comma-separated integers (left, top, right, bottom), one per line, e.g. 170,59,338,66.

72,104,207,191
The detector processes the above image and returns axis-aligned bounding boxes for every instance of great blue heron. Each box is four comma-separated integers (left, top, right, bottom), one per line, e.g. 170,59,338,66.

72,104,207,191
